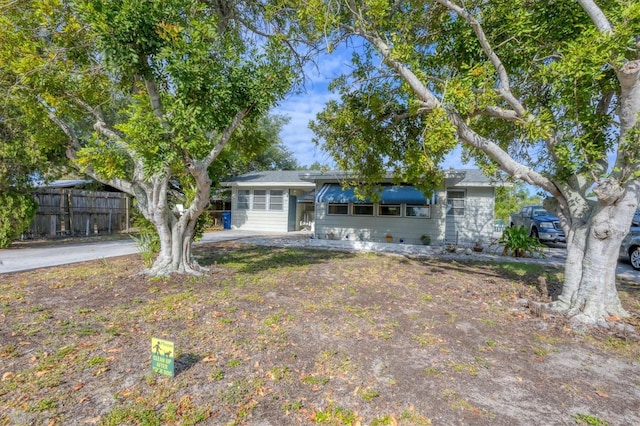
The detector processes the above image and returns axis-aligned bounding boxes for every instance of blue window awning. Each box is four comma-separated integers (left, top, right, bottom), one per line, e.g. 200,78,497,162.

315,184,437,204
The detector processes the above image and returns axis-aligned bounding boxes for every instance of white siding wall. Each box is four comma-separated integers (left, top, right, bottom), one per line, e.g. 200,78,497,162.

230,187,290,232
315,187,495,245
314,189,446,245
445,187,495,244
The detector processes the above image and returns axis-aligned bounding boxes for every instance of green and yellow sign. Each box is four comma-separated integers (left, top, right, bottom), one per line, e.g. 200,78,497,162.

151,338,175,377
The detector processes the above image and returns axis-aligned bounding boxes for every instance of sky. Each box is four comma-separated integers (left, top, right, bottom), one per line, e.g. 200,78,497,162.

274,53,343,168
274,48,470,170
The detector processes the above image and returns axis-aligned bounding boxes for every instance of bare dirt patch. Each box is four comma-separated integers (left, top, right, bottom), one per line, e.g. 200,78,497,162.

1,242,639,425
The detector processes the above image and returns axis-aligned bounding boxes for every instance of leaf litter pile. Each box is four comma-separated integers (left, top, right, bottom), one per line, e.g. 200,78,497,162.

1,241,639,425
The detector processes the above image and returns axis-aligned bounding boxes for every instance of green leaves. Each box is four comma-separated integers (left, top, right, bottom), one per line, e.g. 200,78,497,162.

499,225,545,258
300,0,640,202
0,192,37,248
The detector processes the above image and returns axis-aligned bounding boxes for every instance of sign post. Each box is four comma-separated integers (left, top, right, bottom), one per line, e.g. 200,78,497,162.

151,338,175,377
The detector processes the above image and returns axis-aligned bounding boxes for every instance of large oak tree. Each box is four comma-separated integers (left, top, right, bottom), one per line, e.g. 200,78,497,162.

1,0,300,275
291,0,640,326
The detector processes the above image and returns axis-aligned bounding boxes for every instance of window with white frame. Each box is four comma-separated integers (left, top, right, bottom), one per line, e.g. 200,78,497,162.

446,190,465,216
237,190,250,210
253,189,266,210
269,190,284,211
328,203,349,215
406,204,431,218
353,204,374,216
378,204,401,216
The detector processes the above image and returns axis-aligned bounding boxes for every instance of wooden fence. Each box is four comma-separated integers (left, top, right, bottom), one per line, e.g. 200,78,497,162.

25,188,132,238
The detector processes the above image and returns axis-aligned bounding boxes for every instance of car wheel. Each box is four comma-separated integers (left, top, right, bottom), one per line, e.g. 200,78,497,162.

629,246,640,271
530,227,539,240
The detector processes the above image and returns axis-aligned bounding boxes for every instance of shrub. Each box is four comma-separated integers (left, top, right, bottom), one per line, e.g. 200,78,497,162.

499,226,545,258
0,192,37,247
130,216,160,268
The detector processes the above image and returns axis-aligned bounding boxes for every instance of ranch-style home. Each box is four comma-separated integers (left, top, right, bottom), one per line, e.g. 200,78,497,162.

221,169,503,246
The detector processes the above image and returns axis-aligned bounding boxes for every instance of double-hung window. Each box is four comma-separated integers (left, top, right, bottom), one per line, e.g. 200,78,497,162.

269,190,284,211
237,190,250,210
253,190,266,210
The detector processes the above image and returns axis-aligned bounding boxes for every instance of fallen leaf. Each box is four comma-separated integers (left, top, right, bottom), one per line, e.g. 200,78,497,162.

72,382,84,391
595,391,609,398
93,367,109,376
2,372,15,381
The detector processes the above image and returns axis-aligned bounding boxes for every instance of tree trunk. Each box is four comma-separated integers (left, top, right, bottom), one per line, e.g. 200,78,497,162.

144,207,209,276
554,197,638,326
141,164,212,276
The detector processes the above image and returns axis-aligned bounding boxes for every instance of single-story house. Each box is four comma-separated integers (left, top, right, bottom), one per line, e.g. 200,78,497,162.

221,169,505,245
221,171,316,233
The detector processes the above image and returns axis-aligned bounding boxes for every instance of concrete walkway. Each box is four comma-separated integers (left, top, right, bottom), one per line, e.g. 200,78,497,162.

1,230,639,282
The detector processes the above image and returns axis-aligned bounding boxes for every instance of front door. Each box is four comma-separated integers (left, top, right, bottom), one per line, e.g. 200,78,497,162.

445,189,465,245
287,195,297,232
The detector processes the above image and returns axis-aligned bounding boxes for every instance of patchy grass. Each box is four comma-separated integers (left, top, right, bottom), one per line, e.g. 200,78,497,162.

0,242,639,425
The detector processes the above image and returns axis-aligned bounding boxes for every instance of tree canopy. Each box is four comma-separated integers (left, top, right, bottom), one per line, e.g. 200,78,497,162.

0,0,302,273
290,0,640,325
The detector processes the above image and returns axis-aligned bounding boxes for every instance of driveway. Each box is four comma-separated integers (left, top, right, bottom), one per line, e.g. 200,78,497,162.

1,231,639,282
0,230,265,274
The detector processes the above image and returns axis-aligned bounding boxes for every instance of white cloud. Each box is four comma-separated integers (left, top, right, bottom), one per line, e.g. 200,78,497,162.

276,89,337,167
275,51,351,167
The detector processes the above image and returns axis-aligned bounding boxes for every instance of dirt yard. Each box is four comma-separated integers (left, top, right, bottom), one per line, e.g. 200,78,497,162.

1,241,639,425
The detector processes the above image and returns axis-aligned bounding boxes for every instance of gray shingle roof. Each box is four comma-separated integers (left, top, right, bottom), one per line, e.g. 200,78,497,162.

223,169,506,187
221,171,314,186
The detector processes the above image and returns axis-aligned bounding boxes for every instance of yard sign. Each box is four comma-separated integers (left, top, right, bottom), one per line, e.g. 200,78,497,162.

151,337,175,377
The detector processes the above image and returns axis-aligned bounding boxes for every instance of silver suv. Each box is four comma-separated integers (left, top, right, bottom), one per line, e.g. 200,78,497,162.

620,211,640,271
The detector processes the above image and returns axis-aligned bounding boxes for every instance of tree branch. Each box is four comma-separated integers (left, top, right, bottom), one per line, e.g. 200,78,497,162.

66,93,140,159
470,106,523,122
38,97,81,154
347,28,562,200
144,76,172,132
435,0,527,118
39,97,135,194
202,104,255,168
577,0,613,34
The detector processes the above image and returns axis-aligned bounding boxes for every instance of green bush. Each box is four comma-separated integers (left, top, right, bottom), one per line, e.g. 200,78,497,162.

130,216,160,268
0,192,37,248
499,225,545,258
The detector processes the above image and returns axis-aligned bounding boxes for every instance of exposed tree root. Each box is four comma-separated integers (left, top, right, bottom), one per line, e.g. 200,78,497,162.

545,300,633,333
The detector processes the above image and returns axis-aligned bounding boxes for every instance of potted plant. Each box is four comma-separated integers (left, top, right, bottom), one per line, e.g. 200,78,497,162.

473,240,484,252
420,234,431,245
